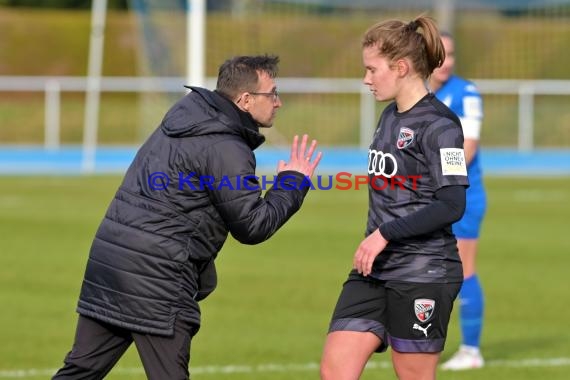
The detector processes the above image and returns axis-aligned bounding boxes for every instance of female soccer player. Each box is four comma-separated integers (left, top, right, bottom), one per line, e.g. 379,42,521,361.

320,16,468,380
431,33,487,371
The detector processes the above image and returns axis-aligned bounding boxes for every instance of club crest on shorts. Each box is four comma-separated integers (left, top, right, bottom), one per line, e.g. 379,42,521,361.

396,127,414,149
414,299,435,322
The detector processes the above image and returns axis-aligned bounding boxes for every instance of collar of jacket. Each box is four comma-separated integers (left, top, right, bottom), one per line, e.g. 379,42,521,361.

185,86,266,150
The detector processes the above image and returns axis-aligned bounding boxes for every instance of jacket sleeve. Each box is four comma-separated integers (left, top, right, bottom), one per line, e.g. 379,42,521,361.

201,139,310,244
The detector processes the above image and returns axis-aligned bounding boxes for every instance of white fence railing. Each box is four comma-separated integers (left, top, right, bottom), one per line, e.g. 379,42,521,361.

1,76,569,153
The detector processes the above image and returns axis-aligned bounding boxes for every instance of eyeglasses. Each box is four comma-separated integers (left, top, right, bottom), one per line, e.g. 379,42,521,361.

249,90,280,102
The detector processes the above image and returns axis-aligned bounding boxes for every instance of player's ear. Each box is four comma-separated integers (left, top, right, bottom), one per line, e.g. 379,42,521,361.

396,59,410,77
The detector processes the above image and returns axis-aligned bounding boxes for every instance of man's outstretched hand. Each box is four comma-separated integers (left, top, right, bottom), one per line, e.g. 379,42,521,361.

277,134,322,178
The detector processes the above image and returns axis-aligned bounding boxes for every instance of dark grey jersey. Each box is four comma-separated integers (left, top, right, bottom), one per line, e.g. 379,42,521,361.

367,94,469,283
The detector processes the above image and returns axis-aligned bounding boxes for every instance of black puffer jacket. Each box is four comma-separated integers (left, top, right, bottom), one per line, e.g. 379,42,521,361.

77,87,309,336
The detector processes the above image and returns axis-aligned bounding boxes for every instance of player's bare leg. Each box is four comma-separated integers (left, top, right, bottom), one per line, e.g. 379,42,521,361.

457,239,478,277
320,331,380,380
392,350,440,380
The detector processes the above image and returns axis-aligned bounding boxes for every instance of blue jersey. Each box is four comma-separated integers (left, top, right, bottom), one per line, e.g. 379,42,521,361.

436,75,486,238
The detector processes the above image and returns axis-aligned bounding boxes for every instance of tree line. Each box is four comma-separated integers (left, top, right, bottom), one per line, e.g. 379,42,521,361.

0,0,234,11
0,0,128,9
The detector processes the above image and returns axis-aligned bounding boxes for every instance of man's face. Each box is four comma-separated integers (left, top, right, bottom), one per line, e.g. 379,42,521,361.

241,71,282,128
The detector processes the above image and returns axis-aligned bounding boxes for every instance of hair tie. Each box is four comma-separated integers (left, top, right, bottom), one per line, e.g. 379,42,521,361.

407,20,419,32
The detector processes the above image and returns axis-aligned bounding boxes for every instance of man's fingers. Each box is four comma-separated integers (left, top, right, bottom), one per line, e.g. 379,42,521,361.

299,134,308,160
305,139,317,161
311,151,323,170
290,135,299,161
281,135,321,176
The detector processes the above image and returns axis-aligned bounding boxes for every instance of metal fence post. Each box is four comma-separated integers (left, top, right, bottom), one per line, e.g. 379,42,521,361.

360,90,376,149
44,79,61,151
518,83,534,152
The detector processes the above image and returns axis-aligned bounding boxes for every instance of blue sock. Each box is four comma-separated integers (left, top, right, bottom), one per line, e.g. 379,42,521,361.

459,274,484,348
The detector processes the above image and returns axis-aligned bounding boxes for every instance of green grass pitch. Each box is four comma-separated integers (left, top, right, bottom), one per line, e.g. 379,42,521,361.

1,176,569,379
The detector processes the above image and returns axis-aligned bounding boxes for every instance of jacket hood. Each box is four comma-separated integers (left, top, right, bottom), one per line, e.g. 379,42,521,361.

160,86,265,150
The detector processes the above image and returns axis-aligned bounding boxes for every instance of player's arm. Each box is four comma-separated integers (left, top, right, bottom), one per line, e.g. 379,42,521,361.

354,185,465,276
459,93,483,165
379,185,466,241
383,117,469,240
463,138,478,165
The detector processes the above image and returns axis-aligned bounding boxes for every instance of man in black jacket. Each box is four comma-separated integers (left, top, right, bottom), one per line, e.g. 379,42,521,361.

53,55,322,380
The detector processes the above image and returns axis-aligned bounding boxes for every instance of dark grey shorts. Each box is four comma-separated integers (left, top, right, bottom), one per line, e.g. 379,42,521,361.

328,270,462,353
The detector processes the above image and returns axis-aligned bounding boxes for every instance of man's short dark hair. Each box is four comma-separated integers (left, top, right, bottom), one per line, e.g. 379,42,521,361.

216,55,279,100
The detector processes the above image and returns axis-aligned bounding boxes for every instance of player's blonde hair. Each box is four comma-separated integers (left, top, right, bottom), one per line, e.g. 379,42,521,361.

362,15,445,79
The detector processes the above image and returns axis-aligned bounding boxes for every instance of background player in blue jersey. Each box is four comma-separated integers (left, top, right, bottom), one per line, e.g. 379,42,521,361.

430,33,487,370
320,16,468,380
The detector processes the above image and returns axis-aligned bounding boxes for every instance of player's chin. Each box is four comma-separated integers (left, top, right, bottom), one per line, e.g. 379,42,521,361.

438,70,452,81
375,93,389,102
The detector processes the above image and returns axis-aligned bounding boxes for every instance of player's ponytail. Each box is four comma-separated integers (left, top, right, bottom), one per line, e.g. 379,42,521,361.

412,16,445,75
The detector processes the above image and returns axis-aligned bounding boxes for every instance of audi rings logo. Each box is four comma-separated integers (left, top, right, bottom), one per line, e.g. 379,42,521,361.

368,149,398,177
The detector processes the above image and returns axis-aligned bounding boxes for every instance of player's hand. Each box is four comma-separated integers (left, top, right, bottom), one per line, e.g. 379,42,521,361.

353,229,388,277
277,134,322,178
